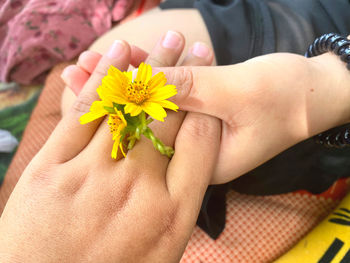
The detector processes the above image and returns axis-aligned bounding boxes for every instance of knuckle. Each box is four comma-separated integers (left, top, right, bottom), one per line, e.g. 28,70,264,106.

25,161,56,185
93,62,110,77
54,168,87,196
71,94,94,114
152,199,180,237
107,177,137,216
169,66,194,101
147,55,171,67
183,113,219,141
25,162,86,198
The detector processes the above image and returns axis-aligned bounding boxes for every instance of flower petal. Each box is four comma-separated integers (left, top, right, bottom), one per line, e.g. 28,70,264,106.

108,65,129,84
124,71,133,82
109,95,129,105
116,109,128,126
111,139,120,159
80,101,108,124
97,86,113,104
101,76,127,97
150,85,177,101
124,103,143,116
153,100,179,111
135,63,152,84
148,72,167,91
103,67,129,94
142,102,167,122
119,142,126,157
112,132,120,141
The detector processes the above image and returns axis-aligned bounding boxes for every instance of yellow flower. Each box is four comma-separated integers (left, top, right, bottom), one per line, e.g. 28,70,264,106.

79,63,178,159
108,109,127,159
80,101,127,158
103,63,178,122
79,66,130,124
79,100,109,124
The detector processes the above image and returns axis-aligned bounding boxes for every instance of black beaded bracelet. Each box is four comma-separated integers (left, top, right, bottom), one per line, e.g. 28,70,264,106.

305,33,350,148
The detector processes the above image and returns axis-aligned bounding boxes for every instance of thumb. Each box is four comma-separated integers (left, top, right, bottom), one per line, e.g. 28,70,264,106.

159,65,246,122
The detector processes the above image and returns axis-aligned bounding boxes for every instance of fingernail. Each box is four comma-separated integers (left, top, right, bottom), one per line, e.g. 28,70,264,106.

77,50,91,64
107,40,125,59
162,31,181,49
191,42,210,58
60,66,72,86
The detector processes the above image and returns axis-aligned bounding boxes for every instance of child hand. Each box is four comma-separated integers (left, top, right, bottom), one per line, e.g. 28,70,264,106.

164,52,350,183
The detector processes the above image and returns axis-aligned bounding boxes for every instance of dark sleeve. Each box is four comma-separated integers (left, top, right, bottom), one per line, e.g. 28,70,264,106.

182,0,350,65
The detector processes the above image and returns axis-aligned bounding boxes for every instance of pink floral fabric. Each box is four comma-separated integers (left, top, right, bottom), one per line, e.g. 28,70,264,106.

0,0,135,84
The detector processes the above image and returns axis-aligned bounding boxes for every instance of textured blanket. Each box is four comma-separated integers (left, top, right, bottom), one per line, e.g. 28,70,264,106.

0,0,135,84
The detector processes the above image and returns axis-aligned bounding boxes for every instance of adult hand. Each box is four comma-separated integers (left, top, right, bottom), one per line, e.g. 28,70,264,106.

0,33,219,262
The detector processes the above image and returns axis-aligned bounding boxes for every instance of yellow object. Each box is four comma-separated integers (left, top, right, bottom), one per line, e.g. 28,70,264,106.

79,63,178,159
107,63,178,122
276,194,350,263
108,109,127,158
79,100,109,124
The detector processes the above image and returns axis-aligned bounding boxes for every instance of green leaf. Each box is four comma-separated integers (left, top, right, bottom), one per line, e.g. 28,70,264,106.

111,102,139,125
103,106,116,114
113,102,124,112
124,114,139,126
146,118,154,125
123,125,137,134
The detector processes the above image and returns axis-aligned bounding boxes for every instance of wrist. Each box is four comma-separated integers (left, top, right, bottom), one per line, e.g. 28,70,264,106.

305,51,350,137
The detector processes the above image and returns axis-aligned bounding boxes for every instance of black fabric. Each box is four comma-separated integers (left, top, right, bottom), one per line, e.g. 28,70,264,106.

195,184,229,239
193,0,350,62
159,0,195,9
161,0,350,239
161,0,350,60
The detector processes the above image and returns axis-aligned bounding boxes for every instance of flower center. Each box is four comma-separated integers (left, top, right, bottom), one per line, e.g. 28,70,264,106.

126,81,150,104
108,114,123,134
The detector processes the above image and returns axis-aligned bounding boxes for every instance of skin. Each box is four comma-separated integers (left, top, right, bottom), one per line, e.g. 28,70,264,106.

61,8,214,116
165,51,350,183
62,43,350,184
0,34,218,262
60,7,350,183
0,3,349,260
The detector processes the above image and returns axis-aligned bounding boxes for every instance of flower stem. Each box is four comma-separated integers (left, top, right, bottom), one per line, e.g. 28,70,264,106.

143,127,174,158
127,135,137,149
140,111,147,130
127,112,174,157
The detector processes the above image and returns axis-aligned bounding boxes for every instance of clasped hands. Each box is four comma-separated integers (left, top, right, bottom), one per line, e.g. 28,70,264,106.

0,31,349,263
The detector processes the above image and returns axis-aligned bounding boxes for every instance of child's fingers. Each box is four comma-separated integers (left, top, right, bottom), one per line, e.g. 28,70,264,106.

130,45,149,67
181,42,214,66
61,65,90,96
77,51,102,74
41,40,131,163
62,47,149,96
60,51,102,96
147,30,186,67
